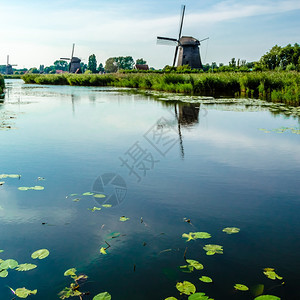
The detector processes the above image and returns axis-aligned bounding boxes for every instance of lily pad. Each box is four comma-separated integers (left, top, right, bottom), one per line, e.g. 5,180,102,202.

0,269,8,277
176,281,196,295
186,259,204,270
64,268,77,277
102,204,112,208
234,284,249,291
199,276,212,283
203,244,223,255
100,247,107,255
0,259,18,269
94,194,106,198
263,268,283,280
16,264,37,271
254,296,281,300
88,207,102,212
179,265,194,273
182,233,195,242
165,298,177,300
222,227,240,234
15,288,37,298
182,232,211,242
31,249,49,260
119,216,129,222
93,292,112,300
82,192,94,196
188,293,210,300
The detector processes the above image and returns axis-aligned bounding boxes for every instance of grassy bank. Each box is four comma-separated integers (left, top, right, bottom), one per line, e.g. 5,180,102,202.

22,72,300,106
0,74,5,96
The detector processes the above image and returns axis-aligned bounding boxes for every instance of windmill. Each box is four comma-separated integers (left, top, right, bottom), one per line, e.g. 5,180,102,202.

157,5,208,69
0,55,18,75
60,44,82,73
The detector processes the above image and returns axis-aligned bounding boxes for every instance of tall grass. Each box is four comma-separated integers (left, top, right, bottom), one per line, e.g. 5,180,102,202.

22,72,300,106
0,75,4,95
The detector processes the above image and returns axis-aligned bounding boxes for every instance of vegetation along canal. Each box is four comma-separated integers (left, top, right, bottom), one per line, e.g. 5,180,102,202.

0,79,299,300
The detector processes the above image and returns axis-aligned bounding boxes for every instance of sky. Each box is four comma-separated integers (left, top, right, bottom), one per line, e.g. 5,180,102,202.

0,0,299,69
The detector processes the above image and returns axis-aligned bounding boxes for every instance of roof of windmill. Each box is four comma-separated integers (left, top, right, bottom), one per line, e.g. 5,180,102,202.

71,57,81,63
179,36,200,46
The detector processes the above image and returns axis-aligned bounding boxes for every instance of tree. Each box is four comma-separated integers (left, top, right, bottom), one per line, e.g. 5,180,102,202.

229,58,236,68
54,60,68,71
80,62,88,73
105,57,118,73
88,54,97,73
28,68,39,74
136,58,147,65
115,56,135,70
97,63,104,73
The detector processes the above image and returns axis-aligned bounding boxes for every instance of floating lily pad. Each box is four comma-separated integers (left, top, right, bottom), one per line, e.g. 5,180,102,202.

94,194,106,198
203,244,223,255
165,298,177,300
102,204,112,208
180,265,194,273
16,264,37,271
0,269,8,277
15,287,37,298
88,207,101,212
72,198,81,202
82,192,94,196
0,259,18,269
0,181,5,185
176,281,196,295
100,247,107,255
64,268,77,277
0,174,20,179
58,285,82,299
182,232,211,242
18,186,44,191
254,296,281,300
119,216,129,222
93,292,112,300
263,268,283,280
31,249,49,259
199,276,212,283
18,187,30,191
222,227,240,234
186,259,204,270
188,293,210,300
234,284,249,291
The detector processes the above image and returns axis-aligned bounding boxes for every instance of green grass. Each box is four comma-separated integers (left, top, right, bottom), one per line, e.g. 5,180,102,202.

22,71,300,106
0,75,5,95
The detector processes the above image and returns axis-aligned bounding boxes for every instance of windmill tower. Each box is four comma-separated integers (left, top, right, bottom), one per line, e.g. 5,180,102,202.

5,55,17,75
60,44,82,73
157,5,208,69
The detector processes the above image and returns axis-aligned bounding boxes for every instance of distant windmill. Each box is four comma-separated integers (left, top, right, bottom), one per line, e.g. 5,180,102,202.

60,44,82,73
0,55,18,75
157,5,209,69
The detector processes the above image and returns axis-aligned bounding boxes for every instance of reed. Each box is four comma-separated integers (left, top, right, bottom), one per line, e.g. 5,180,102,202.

22,71,300,106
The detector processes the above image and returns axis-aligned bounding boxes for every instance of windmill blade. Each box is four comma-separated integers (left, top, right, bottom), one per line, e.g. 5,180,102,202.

199,37,209,43
60,58,71,60
7,55,9,65
157,36,178,46
69,43,75,72
173,46,179,67
178,5,185,40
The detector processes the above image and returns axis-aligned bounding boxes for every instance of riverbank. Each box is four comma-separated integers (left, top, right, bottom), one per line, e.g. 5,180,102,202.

0,75,5,98
22,72,300,106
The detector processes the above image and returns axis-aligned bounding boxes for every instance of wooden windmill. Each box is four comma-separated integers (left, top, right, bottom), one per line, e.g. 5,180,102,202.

0,55,18,75
60,44,82,73
157,5,208,69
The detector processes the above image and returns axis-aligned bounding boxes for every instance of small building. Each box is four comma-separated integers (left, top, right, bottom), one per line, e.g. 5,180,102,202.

135,64,149,71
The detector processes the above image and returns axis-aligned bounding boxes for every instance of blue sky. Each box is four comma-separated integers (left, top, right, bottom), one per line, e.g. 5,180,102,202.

0,0,299,69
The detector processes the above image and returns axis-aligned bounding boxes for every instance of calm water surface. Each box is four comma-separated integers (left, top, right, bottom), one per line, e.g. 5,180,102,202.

0,79,299,300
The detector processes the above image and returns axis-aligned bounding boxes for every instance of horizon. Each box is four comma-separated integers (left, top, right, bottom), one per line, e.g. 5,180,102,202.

0,0,299,69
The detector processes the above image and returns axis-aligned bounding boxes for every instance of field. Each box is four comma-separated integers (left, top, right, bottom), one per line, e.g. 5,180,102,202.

22,71,300,106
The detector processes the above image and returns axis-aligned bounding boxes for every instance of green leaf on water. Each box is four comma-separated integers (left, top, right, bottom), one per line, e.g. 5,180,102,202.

165,298,177,300
15,287,37,298
176,281,196,295
188,293,210,300
182,232,211,242
199,276,213,283
100,247,107,255
186,259,204,270
0,269,8,277
64,268,77,277
0,259,18,269
203,244,223,255
72,198,81,202
94,194,106,198
16,264,37,271
88,207,102,212
82,192,94,196
254,296,281,300
222,227,240,234
119,216,129,222
31,249,49,260
263,268,283,280
180,265,194,273
32,186,44,190
18,187,30,191
234,284,249,291
102,204,112,208
93,292,112,300
182,233,195,242
18,186,44,191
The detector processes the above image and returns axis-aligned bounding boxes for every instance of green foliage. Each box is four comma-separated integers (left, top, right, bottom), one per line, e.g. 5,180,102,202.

88,54,97,73
136,58,147,65
0,74,4,94
176,281,196,295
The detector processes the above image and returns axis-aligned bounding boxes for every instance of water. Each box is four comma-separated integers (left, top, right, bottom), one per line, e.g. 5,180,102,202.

0,79,299,300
